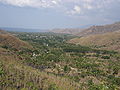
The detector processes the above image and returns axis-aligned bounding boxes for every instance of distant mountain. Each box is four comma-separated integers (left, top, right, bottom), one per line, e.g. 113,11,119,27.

76,22,120,36
51,22,120,36
0,27,48,32
51,28,84,35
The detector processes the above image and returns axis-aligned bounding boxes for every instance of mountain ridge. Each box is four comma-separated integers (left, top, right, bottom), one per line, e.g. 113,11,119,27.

51,22,120,36
77,22,120,36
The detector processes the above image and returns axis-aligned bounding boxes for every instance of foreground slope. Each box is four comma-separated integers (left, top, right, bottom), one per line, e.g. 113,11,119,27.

0,54,79,90
0,30,79,90
69,31,120,51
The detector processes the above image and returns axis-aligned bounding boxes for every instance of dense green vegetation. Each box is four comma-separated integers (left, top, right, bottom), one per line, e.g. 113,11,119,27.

0,31,120,90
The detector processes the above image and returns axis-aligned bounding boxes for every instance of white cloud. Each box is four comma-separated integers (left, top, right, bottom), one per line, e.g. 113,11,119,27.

0,0,118,8
83,3,93,10
83,0,93,3
74,5,81,14
0,0,119,15
0,0,61,8
52,1,57,4
67,5,81,15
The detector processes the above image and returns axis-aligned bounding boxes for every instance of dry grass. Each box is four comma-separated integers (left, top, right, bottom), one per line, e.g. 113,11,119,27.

68,31,120,52
0,33,32,50
0,54,80,90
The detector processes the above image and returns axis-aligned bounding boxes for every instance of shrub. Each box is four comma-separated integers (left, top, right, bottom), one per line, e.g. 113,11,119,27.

48,84,58,90
0,63,4,76
101,56,110,59
1,45,9,49
45,54,58,62
89,84,109,90
108,75,120,86
64,65,70,72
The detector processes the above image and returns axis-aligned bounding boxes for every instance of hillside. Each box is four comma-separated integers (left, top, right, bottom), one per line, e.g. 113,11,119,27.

0,30,32,50
0,54,79,90
0,31,120,90
76,22,120,36
0,30,80,90
68,30,120,52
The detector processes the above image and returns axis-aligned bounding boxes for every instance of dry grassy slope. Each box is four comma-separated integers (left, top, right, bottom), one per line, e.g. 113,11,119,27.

0,54,79,90
68,31,120,51
0,30,80,90
0,30,32,50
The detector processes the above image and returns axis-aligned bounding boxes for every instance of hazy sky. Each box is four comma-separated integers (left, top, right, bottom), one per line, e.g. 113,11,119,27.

0,0,120,29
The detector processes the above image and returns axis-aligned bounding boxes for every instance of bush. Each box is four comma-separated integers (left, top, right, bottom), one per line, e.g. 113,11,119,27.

64,65,70,72
45,54,58,62
48,84,58,90
108,75,120,86
1,45,9,49
0,63,4,76
101,56,110,59
89,84,109,90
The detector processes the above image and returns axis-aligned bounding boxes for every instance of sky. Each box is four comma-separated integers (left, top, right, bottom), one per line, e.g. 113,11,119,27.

0,0,120,30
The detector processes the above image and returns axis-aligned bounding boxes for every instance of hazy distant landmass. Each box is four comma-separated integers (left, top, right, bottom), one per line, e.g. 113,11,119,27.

0,27,48,32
